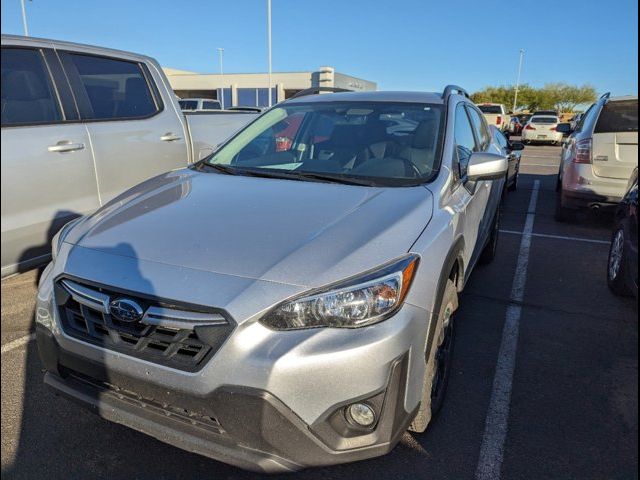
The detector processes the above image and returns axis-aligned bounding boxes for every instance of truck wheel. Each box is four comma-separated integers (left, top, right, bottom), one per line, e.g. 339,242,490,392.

607,225,633,297
409,280,458,433
480,209,500,264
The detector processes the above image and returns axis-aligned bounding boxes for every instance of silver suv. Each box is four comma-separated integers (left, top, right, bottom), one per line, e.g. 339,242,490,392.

35,87,507,472
556,93,638,220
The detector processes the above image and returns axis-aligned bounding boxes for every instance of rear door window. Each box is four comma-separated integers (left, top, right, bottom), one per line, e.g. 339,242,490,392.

1,47,62,126
595,100,639,133
62,53,159,120
202,101,221,110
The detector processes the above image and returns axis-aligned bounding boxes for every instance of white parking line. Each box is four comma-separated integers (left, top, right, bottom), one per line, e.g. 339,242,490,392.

500,230,610,245
520,163,559,167
1,333,36,354
475,180,540,480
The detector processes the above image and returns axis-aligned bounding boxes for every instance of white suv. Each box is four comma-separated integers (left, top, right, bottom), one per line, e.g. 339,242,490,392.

556,94,638,221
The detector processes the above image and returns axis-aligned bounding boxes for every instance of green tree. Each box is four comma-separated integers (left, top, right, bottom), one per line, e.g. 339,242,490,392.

471,83,597,113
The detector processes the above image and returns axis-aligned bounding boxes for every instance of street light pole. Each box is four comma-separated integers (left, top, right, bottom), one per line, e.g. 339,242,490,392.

267,0,273,107
217,47,225,108
513,49,525,113
20,0,29,36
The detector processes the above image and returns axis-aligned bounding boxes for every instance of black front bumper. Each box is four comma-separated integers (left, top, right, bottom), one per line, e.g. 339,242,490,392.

37,326,416,473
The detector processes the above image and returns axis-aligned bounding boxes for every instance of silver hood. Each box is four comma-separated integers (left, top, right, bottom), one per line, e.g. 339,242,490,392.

65,169,433,288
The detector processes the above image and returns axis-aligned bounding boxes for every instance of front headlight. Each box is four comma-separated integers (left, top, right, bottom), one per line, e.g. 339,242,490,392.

51,217,82,261
260,254,419,330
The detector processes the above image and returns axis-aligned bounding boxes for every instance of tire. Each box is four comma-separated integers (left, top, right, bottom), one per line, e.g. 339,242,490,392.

555,180,573,223
480,208,500,264
508,170,519,192
607,224,633,296
409,280,458,433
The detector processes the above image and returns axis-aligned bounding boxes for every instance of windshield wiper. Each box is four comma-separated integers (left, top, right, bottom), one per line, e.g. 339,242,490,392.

199,163,379,186
291,171,379,186
198,163,240,175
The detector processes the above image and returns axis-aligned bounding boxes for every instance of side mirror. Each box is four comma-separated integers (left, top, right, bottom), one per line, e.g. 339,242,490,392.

468,152,509,181
509,141,525,151
556,123,573,134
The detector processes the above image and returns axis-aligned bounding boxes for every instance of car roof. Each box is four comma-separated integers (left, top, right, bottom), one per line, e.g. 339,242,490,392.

1,34,154,63
285,90,446,105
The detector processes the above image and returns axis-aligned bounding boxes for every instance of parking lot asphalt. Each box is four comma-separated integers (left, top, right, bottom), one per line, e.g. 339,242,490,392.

1,142,637,480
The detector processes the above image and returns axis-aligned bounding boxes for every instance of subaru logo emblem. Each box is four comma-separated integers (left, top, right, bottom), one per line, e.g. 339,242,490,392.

109,298,144,323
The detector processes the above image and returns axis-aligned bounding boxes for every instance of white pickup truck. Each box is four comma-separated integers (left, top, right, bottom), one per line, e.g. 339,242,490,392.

478,103,510,132
0,34,257,277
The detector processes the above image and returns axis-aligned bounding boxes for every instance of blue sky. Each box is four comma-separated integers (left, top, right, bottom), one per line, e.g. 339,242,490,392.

2,0,638,96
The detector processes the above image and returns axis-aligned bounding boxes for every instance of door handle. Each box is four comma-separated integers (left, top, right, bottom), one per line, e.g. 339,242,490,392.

160,132,181,142
48,141,85,153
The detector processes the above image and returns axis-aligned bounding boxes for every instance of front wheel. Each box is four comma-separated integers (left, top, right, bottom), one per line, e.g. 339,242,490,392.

607,225,633,296
409,280,458,433
480,208,500,264
508,170,519,192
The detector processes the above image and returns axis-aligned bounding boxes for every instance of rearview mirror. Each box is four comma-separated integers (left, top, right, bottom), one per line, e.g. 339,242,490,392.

467,152,508,182
555,123,573,134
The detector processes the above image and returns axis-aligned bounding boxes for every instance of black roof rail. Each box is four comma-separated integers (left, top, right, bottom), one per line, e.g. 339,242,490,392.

287,87,352,101
600,92,611,100
442,85,470,100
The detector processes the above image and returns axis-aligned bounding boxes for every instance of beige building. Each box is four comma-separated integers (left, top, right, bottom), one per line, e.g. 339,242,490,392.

163,66,377,108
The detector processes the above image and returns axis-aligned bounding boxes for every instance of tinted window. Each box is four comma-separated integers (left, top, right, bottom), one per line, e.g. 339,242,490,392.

454,104,477,179
531,116,559,124
179,100,198,110
202,101,221,110
595,100,638,133
1,48,62,126
478,105,502,114
494,129,508,149
467,107,491,151
65,54,158,120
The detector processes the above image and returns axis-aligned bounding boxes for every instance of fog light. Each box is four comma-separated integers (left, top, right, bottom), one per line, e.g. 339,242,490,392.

346,403,376,427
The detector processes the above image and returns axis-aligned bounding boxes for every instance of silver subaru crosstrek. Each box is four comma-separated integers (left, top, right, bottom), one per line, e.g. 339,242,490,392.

36,87,508,473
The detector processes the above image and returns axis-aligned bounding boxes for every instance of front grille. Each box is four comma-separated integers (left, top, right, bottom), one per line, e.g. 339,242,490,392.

66,369,227,436
55,278,234,372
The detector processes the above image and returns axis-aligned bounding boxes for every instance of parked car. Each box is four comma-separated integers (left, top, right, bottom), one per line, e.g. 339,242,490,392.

509,116,524,135
521,115,563,144
607,168,638,297
569,112,584,131
36,86,508,473
491,125,524,192
555,94,638,221
519,113,532,127
533,109,559,117
0,35,257,277
178,98,222,111
478,103,510,132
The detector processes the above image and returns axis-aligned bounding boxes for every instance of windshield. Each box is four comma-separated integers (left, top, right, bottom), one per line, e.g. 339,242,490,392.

531,116,558,124
203,101,445,186
478,105,502,114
